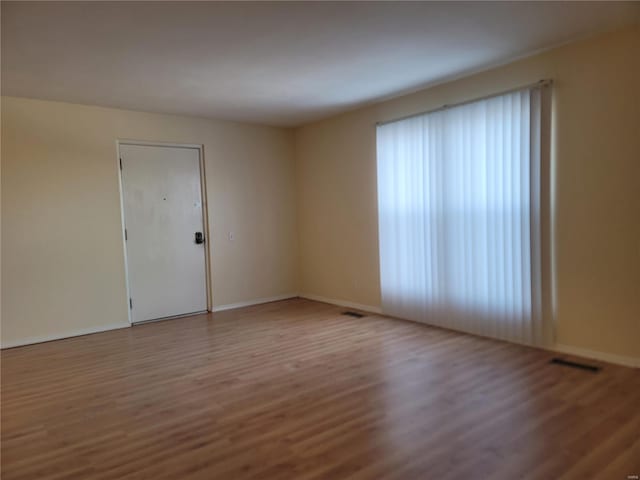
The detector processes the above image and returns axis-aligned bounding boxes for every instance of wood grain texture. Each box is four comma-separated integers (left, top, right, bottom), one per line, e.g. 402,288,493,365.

2,298,639,479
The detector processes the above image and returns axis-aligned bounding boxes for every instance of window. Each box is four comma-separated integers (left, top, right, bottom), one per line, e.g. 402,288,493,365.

376,84,552,346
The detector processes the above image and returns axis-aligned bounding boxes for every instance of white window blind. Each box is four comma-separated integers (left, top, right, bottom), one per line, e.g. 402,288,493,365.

376,84,552,347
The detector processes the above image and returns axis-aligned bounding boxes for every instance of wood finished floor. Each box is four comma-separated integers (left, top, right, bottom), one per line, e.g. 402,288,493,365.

2,298,639,480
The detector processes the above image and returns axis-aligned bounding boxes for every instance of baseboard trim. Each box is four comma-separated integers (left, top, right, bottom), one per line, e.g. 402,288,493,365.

1,323,131,350
212,293,299,312
299,293,383,315
298,295,638,368
554,344,639,369
4,300,634,369
1,295,298,347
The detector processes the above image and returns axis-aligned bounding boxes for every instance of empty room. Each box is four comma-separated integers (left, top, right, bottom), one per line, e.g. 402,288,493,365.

1,1,639,479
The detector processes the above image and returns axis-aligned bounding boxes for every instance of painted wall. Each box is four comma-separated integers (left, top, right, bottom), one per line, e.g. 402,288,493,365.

295,26,640,361
2,25,638,364
1,97,297,346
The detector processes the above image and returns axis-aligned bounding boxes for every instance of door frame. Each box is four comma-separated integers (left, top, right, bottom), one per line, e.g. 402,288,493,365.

116,139,213,325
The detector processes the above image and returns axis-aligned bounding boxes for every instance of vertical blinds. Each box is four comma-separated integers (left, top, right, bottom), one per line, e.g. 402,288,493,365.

376,85,552,347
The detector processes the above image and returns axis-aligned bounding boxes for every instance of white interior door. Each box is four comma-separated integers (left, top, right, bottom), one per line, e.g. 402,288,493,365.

120,144,208,323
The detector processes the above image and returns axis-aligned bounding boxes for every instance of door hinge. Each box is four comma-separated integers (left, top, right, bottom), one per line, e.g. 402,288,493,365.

129,298,133,309
119,158,123,170
124,228,127,241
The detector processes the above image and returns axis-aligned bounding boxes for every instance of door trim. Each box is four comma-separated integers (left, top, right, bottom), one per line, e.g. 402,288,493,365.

116,140,212,325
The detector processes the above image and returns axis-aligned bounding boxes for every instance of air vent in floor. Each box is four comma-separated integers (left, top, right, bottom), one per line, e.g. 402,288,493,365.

550,357,600,372
342,311,366,318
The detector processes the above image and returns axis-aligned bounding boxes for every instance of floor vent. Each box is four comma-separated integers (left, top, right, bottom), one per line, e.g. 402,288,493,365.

550,357,600,372
342,311,366,318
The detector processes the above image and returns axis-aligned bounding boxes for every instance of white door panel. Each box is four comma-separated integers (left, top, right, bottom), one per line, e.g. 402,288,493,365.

120,144,207,323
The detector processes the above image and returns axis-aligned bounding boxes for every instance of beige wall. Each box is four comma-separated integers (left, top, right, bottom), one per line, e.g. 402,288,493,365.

295,26,640,361
2,25,638,363
1,97,297,346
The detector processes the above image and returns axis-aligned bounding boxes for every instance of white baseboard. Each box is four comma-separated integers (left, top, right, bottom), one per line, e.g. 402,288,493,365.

1,323,130,349
554,343,639,369
5,300,635,370
212,293,298,312
299,293,383,315
2,295,298,348
294,295,639,369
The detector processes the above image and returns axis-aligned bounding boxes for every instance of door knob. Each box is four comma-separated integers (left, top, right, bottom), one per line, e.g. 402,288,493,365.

195,232,205,244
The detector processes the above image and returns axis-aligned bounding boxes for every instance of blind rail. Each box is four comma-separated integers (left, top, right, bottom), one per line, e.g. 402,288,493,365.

376,79,553,127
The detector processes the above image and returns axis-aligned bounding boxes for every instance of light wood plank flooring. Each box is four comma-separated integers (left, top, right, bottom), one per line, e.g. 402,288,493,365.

2,298,639,479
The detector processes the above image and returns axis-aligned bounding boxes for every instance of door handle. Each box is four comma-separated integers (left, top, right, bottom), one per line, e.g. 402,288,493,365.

195,232,205,244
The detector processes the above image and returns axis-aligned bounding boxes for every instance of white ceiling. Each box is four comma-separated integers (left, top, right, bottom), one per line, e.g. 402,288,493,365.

2,2,639,127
